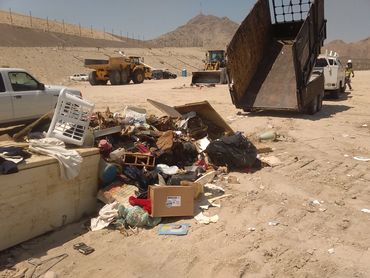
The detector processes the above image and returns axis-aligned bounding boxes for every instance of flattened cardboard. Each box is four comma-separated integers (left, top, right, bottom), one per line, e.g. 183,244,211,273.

147,99,234,140
147,99,183,118
174,101,234,138
150,185,194,217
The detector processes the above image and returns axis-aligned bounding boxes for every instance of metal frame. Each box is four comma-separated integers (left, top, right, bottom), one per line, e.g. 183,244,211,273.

271,0,313,23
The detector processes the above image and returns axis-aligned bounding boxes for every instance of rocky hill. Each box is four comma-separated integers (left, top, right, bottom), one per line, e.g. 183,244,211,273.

149,14,239,49
0,9,142,48
324,37,370,69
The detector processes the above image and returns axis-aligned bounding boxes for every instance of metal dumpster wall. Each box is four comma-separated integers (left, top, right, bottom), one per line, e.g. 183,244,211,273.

227,0,272,107
0,148,100,251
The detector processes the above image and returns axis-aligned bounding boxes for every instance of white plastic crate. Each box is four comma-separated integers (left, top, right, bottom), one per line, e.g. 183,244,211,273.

47,89,94,146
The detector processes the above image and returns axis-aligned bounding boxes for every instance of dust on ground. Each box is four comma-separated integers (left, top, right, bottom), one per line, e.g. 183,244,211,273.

1,72,370,278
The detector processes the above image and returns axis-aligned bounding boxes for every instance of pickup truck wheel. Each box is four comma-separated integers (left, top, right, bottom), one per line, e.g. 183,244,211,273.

330,90,340,99
120,70,129,85
109,70,121,85
132,69,144,84
306,97,318,115
88,71,99,86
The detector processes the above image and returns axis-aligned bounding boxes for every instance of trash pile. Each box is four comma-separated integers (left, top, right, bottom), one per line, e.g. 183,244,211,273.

89,98,261,232
0,92,262,234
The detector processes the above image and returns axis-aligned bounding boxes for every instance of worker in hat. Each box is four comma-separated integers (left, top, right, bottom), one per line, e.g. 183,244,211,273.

345,59,355,91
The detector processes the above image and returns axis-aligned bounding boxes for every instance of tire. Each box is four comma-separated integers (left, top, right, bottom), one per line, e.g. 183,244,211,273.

306,96,318,115
109,70,121,85
132,69,144,84
120,70,129,85
98,79,108,85
330,90,340,99
88,71,99,86
316,94,323,112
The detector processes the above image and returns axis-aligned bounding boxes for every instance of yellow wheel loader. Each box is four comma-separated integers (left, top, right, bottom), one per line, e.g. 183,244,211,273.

191,50,228,85
84,56,145,86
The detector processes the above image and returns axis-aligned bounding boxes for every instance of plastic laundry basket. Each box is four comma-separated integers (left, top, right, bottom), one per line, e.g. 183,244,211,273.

47,89,95,146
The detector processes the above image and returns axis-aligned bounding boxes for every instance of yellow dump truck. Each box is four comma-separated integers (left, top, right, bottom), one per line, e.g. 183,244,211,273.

84,56,145,86
191,50,227,85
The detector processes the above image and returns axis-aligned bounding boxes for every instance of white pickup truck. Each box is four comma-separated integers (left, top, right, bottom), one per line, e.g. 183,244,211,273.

314,52,346,99
0,68,81,125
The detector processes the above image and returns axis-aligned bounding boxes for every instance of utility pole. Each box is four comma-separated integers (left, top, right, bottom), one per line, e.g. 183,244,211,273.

9,8,13,25
29,11,32,27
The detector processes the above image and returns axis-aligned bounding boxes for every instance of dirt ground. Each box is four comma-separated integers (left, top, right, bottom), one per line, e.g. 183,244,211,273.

1,72,370,278
0,47,204,85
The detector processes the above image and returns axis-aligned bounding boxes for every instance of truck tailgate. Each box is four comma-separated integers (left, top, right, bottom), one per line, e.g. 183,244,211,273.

241,42,298,110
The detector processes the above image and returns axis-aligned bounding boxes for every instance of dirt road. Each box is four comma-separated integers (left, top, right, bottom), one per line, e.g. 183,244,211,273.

2,72,370,278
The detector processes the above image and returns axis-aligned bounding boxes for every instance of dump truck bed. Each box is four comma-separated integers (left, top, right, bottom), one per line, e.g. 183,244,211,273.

240,41,297,110
227,0,326,113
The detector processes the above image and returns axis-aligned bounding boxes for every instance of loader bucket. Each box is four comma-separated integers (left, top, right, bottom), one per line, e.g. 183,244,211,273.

191,69,227,85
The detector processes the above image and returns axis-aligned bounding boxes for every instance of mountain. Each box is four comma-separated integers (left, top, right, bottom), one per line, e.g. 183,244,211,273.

149,14,239,49
324,37,370,69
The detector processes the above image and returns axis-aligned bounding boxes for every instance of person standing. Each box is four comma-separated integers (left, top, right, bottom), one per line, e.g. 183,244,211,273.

345,59,355,90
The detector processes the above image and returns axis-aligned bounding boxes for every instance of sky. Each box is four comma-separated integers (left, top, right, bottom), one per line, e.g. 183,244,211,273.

0,0,369,43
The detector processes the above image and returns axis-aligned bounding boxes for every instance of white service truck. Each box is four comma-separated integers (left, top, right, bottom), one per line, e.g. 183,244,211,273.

0,68,81,125
314,52,346,99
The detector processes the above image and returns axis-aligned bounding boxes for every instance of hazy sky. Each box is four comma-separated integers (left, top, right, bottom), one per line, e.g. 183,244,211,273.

0,0,369,43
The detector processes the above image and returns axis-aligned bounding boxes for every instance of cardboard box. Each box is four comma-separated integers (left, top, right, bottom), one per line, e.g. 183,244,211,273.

149,185,194,217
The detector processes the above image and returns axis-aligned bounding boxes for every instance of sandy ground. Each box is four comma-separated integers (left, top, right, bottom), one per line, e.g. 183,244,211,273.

0,47,204,85
1,72,370,278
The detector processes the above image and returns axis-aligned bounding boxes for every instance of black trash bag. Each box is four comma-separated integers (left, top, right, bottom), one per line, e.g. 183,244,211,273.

205,133,257,170
167,171,199,185
156,141,198,168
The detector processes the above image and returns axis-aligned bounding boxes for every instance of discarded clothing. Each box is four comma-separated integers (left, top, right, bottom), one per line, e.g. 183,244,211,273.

90,201,120,231
205,132,257,170
129,196,152,214
115,205,161,228
168,171,199,185
0,146,31,175
0,146,31,158
0,157,18,174
29,138,83,180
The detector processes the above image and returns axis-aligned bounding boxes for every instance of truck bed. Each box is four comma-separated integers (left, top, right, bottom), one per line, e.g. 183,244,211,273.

227,0,326,113
239,40,298,110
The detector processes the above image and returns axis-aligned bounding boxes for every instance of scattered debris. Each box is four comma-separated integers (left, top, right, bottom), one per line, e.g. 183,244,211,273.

268,221,280,226
335,200,345,206
353,156,370,162
328,248,335,254
226,175,240,184
194,212,219,224
158,224,190,235
259,155,282,167
73,242,95,255
258,131,277,142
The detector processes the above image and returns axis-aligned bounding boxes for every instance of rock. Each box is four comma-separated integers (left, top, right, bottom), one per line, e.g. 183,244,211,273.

335,200,345,206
